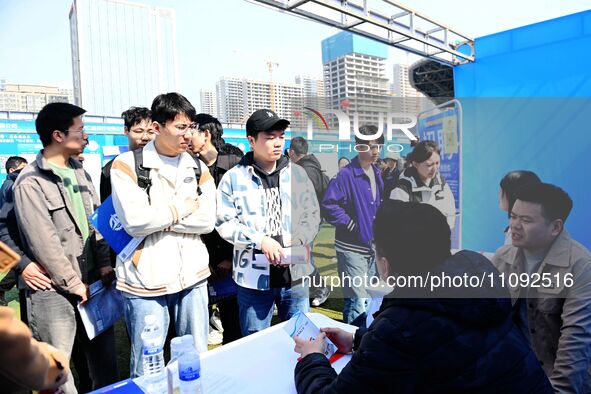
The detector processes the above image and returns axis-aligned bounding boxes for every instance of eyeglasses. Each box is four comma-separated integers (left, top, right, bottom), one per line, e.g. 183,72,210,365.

129,128,156,137
60,128,86,135
160,122,199,136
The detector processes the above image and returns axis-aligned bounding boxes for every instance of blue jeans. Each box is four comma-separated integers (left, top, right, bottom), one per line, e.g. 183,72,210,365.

26,290,118,394
237,283,309,336
122,284,208,378
336,250,376,324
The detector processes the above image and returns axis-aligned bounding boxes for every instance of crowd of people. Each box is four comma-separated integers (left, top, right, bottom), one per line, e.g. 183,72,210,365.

0,92,589,394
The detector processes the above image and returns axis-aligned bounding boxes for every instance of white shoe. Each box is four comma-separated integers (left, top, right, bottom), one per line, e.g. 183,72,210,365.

210,311,224,333
311,288,330,307
208,329,223,345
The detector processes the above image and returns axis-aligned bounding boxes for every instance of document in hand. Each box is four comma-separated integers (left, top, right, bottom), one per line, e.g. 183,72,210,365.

281,245,310,264
284,312,337,359
90,195,144,261
251,245,311,265
78,280,124,340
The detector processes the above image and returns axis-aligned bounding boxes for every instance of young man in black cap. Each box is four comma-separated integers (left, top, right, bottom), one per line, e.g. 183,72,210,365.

216,109,320,335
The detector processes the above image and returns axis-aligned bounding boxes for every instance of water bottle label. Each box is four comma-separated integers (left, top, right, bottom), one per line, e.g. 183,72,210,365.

179,367,200,381
143,344,162,356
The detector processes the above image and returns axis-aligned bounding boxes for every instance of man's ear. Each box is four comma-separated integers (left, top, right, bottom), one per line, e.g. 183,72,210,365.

123,126,129,135
551,219,564,237
152,121,162,135
52,130,64,144
378,255,391,279
247,135,255,150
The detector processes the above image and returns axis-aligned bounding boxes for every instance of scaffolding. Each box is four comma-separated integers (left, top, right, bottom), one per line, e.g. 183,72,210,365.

247,0,475,65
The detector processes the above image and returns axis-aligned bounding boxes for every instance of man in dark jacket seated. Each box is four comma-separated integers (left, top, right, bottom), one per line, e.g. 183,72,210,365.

293,200,552,393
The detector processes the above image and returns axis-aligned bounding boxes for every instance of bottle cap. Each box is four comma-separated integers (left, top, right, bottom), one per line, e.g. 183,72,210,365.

171,337,183,356
181,334,195,349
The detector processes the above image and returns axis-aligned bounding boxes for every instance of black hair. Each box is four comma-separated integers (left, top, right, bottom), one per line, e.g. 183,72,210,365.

373,200,451,276
290,137,308,155
121,107,152,130
407,140,440,163
5,156,27,172
194,113,224,150
355,125,385,146
35,102,86,147
338,157,350,166
219,142,245,158
151,92,196,125
499,170,541,216
514,182,573,223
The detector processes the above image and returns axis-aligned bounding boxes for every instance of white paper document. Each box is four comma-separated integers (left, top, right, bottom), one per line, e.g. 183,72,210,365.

283,312,337,359
252,245,311,265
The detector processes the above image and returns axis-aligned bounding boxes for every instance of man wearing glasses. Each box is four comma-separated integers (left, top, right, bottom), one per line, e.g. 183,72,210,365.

100,106,155,202
321,125,385,324
13,102,118,393
110,93,216,377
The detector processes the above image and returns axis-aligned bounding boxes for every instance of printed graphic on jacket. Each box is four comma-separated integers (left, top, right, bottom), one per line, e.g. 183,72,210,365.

216,152,321,291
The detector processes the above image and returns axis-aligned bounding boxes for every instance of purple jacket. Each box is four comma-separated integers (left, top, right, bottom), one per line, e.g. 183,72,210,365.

321,156,383,254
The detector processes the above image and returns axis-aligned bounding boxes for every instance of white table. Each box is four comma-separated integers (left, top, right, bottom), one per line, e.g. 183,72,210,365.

199,313,355,394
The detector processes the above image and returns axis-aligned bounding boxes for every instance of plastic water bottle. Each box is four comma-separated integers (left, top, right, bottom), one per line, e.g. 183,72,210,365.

166,337,184,394
178,335,203,394
141,314,167,394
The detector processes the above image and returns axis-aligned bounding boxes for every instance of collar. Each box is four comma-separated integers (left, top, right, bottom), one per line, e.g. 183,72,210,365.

500,230,572,268
351,156,379,178
141,140,198,170
241,152,289,176
400,167,443,191
35,150,83,174
7,171,20,181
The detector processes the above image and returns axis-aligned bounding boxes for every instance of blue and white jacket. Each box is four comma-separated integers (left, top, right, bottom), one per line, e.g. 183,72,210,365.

215,155,320,291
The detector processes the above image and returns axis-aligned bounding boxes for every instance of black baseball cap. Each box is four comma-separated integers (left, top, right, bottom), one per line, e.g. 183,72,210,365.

245,109,290,136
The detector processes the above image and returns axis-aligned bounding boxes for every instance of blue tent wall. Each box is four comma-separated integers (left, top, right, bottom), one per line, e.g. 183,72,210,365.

454,10,591,252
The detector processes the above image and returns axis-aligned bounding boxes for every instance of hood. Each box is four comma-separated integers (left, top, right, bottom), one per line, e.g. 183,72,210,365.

381,250,512,328
296,154,322,171
241,151,289,176
400,166,443,190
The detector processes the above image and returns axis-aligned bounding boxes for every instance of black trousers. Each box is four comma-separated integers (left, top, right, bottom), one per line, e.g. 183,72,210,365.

216,296,242,345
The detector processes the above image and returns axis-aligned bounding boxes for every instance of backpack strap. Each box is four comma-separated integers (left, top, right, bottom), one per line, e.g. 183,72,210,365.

191,155,202,196
133,148,152,201
134,149,203,198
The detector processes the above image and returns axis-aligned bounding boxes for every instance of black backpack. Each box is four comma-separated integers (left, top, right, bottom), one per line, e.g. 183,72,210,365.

318,170,330,203
132,148,202,201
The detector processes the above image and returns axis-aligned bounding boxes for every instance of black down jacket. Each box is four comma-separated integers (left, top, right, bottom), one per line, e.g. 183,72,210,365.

294,251,553,394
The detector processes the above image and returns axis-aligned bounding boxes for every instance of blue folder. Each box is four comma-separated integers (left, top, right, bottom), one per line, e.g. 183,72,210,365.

90,195,133,254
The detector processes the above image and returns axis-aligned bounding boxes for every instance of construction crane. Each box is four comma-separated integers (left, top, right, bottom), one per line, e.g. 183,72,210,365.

266,60,280,112
232,49,281,112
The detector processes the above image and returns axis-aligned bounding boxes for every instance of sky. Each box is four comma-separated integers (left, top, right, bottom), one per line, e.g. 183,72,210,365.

1,0,591,109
